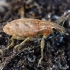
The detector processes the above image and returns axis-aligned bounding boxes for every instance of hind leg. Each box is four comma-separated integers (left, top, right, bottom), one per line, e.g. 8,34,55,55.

7,36,15,49
6,36,24,49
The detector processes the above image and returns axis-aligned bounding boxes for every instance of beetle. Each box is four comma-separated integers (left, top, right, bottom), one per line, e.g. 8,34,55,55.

3,18,66,66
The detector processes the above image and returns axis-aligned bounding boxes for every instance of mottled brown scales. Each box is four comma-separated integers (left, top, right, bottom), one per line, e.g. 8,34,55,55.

3,18,65,37
3,18,66,66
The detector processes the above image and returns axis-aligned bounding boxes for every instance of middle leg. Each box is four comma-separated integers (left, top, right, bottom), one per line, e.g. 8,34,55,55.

13,37,30,51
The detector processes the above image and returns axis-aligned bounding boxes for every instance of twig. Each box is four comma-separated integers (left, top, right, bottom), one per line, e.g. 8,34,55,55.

18,6,25,18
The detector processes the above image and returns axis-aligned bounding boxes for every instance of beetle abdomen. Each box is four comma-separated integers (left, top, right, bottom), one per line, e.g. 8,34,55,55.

3,18,41,37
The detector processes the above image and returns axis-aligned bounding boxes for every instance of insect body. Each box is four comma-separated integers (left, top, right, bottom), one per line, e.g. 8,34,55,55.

3,18,65,37
3,18,66,66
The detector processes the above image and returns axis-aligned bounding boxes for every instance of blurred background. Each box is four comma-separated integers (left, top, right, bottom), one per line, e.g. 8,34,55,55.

0,0,70,21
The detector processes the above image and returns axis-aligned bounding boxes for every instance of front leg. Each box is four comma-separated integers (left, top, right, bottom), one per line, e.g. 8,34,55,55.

38,35,46,66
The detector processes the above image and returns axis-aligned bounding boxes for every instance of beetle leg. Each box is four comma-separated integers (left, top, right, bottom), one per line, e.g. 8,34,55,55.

13,37,30,51
7,36,15,49
38,35,46,66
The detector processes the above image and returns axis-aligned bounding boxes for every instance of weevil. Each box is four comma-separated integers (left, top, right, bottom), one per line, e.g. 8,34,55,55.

3,18,66,66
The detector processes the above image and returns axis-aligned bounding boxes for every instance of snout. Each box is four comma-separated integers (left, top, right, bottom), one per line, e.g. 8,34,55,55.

52,23,67,34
